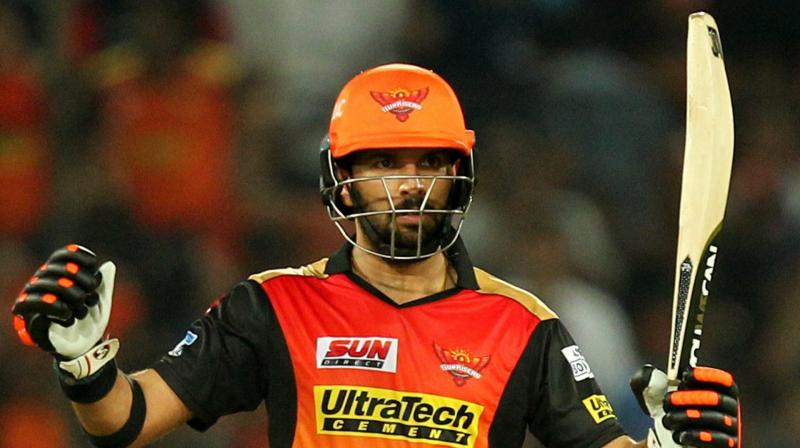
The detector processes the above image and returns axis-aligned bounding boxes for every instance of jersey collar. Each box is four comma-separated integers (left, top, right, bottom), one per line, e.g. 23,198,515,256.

324,237,479,291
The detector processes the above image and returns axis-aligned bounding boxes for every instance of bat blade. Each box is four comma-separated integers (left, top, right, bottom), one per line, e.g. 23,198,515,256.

667,12,734,382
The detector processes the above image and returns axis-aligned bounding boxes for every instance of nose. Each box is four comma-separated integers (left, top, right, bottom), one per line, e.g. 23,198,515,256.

397,163,427,196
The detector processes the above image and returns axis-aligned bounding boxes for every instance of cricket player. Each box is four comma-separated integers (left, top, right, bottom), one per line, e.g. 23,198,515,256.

11,64,740,447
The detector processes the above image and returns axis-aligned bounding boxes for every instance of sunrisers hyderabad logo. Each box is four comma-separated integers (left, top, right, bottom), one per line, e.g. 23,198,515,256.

370,87,429,122
434,343,491,386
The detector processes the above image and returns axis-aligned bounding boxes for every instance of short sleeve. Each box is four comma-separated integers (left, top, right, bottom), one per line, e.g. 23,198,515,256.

152,280,269,430
527,319,627,448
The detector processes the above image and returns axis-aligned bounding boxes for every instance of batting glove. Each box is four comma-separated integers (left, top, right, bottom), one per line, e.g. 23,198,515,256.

631,364,741,448
12,245,118,382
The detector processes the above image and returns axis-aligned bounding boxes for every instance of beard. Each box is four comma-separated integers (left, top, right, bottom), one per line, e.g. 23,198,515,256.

353,192,450,258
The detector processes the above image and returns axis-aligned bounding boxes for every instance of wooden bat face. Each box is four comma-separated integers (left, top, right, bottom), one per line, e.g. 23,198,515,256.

668,12,734,382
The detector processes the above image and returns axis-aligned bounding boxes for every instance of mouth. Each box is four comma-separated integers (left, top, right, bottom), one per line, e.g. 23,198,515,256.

396,214,423,225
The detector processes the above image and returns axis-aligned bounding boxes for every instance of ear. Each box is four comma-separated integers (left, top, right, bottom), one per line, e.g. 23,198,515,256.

335,165,354,208
340,184,353,208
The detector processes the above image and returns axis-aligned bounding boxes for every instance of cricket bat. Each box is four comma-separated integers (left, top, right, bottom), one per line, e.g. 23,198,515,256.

667,12,734,383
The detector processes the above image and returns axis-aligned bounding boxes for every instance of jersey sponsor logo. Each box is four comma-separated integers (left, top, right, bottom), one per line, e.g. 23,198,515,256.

168,330,198,357
370,88,429,122
582,394,616,424
561,345,594,382
434,343,490,386
314,385,483,447
316,337,399,373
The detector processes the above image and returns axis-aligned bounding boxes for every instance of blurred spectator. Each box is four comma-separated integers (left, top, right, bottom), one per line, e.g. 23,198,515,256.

0,3,51,242
91,0,240,240
65,0,229,67
71,0,243,334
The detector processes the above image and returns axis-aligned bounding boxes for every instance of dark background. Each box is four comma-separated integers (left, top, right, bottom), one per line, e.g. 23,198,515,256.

0,0,797,446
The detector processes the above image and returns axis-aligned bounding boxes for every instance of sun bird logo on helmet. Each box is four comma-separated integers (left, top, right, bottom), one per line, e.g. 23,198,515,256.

315,385,483,447
316,337,398,373
434,343,490,386
370,88,429,122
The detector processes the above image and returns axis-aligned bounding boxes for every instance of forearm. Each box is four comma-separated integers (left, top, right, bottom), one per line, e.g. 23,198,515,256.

71,368,192,447
72,372,133,436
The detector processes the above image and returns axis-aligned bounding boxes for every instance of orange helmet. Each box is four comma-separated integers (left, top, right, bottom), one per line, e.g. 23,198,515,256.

320,63,477,260
328,63,475,159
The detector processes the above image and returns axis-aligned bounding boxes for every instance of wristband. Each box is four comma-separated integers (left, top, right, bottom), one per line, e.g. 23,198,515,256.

57,358,118,404
86,377,147,448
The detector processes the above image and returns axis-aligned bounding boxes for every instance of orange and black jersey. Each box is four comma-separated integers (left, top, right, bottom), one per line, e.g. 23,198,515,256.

154,240,626,447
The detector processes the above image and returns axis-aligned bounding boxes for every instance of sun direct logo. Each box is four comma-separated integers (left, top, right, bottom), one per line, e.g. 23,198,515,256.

316,337,398,373
315,385,483,447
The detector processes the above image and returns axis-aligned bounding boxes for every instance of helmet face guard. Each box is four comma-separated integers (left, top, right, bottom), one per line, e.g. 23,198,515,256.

320,145,475,260
319,63,476,261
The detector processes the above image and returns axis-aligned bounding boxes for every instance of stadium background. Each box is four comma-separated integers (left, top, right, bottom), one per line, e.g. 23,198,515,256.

0,0,797,446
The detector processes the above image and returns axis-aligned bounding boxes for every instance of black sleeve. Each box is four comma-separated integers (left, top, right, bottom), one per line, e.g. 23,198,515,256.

527,319,627,448
152,280,269,430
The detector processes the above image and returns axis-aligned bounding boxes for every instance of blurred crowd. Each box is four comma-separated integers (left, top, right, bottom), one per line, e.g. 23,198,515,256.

0,0,797,446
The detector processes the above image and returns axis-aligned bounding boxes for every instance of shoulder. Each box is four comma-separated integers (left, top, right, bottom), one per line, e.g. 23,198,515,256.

472,267,558,321
248,258,330,284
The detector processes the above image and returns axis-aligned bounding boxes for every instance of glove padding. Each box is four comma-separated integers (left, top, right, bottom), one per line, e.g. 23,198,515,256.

631,364,741,448
12,245,118,379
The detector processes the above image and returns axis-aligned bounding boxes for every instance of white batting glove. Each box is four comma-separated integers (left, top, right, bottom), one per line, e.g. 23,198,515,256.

53,261,119,379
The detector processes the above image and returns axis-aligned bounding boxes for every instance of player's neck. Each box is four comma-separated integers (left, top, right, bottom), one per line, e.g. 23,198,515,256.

351,246,456,305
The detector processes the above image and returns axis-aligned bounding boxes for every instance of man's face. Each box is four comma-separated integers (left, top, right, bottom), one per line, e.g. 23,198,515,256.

340,148,457,254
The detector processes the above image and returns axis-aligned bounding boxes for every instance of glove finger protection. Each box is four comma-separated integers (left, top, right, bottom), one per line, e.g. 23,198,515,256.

13,244,101,350
665,367,741,447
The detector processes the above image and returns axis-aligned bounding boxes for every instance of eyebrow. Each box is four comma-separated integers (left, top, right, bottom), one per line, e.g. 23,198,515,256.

354,149,454,161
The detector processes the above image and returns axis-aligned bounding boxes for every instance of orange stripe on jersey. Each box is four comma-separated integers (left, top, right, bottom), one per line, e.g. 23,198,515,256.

670,391,719,407
694,367,734,387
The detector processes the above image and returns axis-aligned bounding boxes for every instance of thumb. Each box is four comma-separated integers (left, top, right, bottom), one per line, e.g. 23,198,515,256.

48,261,117,359
94,261,117,332
631,364,669,417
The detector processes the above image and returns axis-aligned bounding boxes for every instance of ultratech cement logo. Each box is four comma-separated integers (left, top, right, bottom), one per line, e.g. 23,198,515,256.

434,343,490,386
316,337,398,373
314,385,483,447
582,394,616,424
